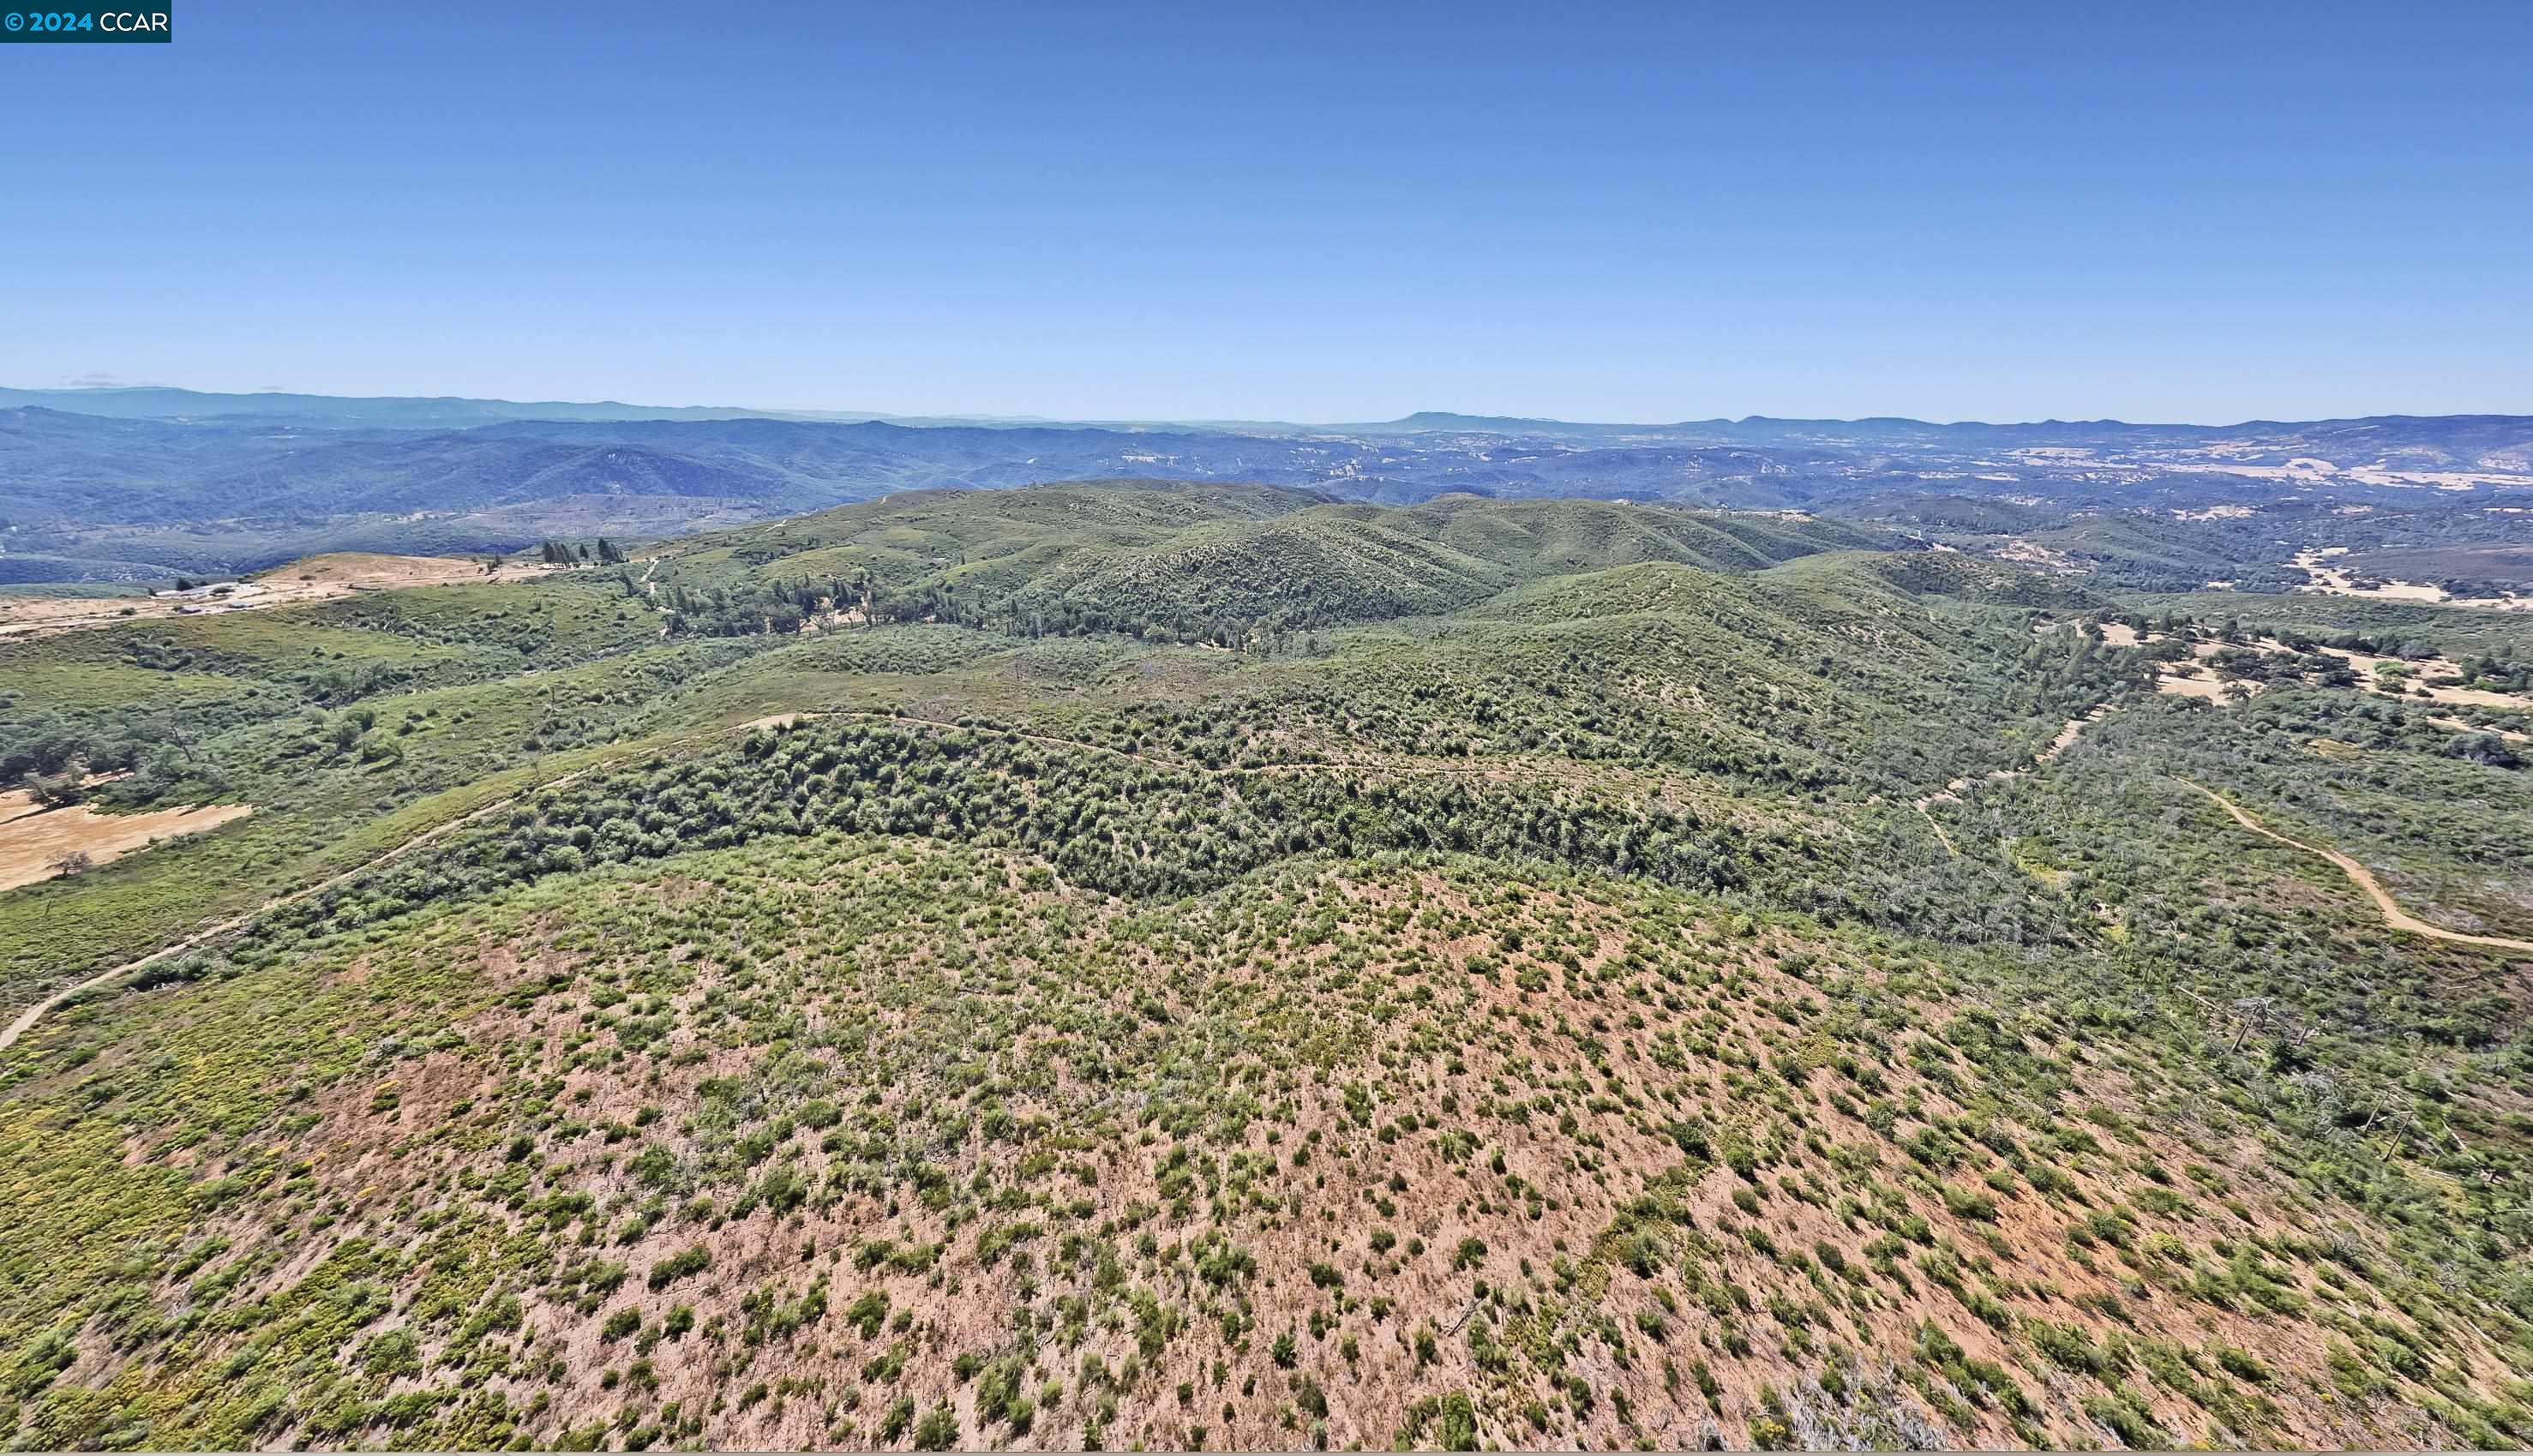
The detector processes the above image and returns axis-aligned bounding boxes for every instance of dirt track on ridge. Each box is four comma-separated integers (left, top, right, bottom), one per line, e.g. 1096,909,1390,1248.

2176,777,2533,955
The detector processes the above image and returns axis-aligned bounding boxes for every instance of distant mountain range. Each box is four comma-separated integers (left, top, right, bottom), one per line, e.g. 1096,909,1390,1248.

0,386,801,429
1343,409,2533,452
10,384,2533,446
3,386,2528,580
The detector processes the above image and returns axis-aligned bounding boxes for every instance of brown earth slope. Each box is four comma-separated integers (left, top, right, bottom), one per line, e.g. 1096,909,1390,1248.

3,838,2518,1452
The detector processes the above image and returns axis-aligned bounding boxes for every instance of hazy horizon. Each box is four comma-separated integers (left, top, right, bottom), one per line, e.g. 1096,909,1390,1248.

10,378,2528,432
8,1,2529,423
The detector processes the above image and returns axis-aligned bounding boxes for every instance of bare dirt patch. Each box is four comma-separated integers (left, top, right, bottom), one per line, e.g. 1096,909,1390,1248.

2313,646,2533,710
2156,666,2254,700
0,800,255,893
1993,538,2080,573
0,595,156,638
261,551,497,589
2289,547,2533,611
0,554,573,642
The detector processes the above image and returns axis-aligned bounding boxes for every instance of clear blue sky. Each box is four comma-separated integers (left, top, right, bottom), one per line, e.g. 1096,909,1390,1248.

4,0,2527,423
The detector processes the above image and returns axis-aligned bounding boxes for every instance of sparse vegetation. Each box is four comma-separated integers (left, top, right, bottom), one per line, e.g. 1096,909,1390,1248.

3,482,2530,1452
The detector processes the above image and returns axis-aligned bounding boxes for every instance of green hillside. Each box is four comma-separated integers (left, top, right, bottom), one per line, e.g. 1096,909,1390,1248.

1392,495,1880,572
2,482,2529,1453
658,481,1324,586
1004,513,1509,629
641,485,1887,643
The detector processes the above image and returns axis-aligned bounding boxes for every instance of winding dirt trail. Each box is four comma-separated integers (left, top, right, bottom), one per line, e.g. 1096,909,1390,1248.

0,707,1396,1052
0,769,609,1052
2176,777,2533,955
16,697,2135,1052
1915,704,2115,857
28,692,2518,1058
0,713,820,1054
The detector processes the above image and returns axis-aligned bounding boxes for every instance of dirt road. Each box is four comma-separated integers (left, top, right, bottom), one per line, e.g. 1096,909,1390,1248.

0,782,549,1052
1,712,792,1053
0,707,1253,1052
0,703,1696,1050
1915,704,2115,857
2176,778,2533,955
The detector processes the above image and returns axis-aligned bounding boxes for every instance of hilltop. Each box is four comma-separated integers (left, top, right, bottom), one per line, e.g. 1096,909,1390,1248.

641,489,1879,641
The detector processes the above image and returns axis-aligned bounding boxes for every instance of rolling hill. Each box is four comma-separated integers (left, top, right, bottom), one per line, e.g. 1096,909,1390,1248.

642,488,1888,641
6,392,2530,585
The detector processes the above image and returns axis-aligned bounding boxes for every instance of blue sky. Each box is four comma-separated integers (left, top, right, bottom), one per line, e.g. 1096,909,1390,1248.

4,0,2527,422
